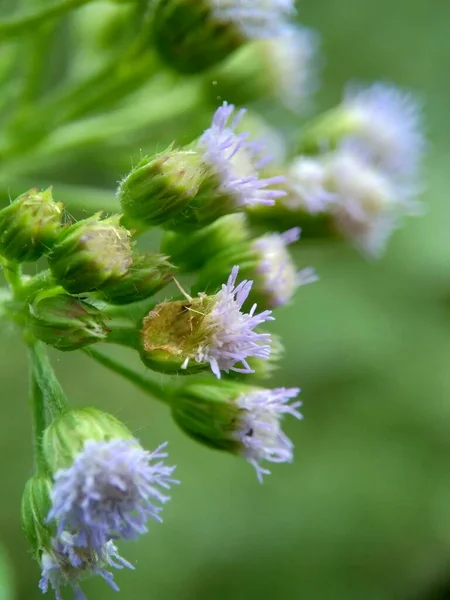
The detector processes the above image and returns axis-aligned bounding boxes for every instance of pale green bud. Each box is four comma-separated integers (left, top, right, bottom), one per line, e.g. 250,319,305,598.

42,407,134,474
48,214,132,294
21,476,53,556
98,252,175,305
27,292,109,351
0,188,63,263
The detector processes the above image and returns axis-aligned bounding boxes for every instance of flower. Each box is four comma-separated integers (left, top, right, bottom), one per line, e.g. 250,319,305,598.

39,532,133,600
284,156,335,214
252,228,318,308
48,439,177,552
325,148,421,255
234,387,302,481
341,83,425,177
198,102,286,208
211,0,296,39
183,266,274,377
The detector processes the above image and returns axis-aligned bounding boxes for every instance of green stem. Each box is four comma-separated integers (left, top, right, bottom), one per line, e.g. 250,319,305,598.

83,347,171,403
18,270,61,301
29,352,47,473
106,323,140,350
0,0,93,40
28,340,69,419
0,258,22,293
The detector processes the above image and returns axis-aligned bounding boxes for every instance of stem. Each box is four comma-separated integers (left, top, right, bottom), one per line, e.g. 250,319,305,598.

0,258,22,293
29,353,47,473
28,340,69,419
0,0,93,40
105,323,140,350
83,347,171,403
18,269,61,301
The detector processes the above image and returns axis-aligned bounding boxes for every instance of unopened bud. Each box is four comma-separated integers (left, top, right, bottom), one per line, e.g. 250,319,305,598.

28,292,109,351
48,214,132,294
0,188,63,262
21,476,53,555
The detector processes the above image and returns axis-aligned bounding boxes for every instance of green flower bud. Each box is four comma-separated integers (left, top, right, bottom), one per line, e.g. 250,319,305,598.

48,214,132,294
0,188,63,262
170,380,243,452
42,407,134,474
152,0,245,74
21,476,53,555
27,291,109,351
119,150,205,229
98,252,175,305
160,214,250,273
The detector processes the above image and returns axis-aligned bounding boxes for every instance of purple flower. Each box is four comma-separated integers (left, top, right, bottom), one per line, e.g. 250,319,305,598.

198,102,286,208
48,440,177,553
234,387,302,482
252,228,318,308
211,0,296,39
39,532,133,600
285,156,335,214
182,266,274,378
342,83,425,177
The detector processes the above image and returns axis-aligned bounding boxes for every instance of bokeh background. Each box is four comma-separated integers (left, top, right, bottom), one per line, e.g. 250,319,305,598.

1,0,450,599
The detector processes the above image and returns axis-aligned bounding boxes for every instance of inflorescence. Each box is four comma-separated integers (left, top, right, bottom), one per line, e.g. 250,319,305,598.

0,1,425,598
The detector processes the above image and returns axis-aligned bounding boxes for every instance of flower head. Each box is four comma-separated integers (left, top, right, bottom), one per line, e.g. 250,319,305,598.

141,266,274,378
211,0,296,39
198,102,286,208
48,439,177,552
342,83,425,177
39,533,133,600
234,387,302,481
252,228,318,308
325,148,421,255
285,156,335,214
189,266,274,377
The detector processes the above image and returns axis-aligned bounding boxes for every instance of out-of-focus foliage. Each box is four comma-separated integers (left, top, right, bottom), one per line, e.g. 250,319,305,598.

1,0,450,599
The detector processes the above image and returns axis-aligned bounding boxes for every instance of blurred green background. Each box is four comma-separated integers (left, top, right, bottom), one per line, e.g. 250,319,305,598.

1,0,450,599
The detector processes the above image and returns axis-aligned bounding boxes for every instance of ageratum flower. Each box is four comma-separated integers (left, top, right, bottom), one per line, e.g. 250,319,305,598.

341,83,425,177
119,102,286,231
198,102,286,209
141,266,274,378
48,440,177,552
39,532,133,600
172,381,302,481
234,387,302,481
152,0,296,73
252,228,318,308
284,156,335,214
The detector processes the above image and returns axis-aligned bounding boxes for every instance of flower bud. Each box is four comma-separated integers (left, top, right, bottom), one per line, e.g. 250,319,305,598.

193,229,317,310
48,214,132,294
21,476,53,555
171,379,302,480
119,103,286,232
152,0,295,74
0,188,63,262
160,214,250,273
206,25,319,113
140,266,273,378
27,292,109,351
98,252,175,305
42,407,134,474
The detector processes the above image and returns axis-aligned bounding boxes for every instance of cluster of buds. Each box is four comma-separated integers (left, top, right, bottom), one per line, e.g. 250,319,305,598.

0,1,428,599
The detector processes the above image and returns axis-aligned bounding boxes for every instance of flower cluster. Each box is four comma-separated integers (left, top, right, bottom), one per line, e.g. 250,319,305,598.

0,0,427,598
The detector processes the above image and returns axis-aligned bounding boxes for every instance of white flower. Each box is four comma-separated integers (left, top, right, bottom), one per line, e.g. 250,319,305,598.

284,156,335,213
211,0,296,39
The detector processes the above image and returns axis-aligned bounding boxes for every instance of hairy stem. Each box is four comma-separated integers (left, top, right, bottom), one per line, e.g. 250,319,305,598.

28,340,69,419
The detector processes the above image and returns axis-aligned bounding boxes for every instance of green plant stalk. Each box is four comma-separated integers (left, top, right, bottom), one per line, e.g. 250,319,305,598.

0,0,93,40
29,357,48,473
28,340,69,420
0,258,22,293
83,347,171,404
105,322,140,350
